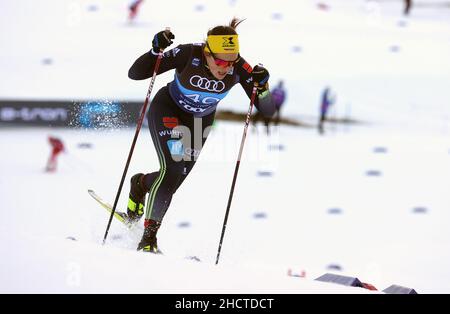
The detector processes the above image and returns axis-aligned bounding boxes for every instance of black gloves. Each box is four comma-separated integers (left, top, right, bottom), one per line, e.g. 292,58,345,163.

152,29,175,52
251,64,270,92
253,66,275,117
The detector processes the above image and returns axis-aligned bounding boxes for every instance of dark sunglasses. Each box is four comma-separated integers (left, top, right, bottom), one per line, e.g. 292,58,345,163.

206,42,240,68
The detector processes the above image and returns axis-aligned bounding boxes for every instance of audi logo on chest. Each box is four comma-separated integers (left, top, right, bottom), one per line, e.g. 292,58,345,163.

189,75,225,93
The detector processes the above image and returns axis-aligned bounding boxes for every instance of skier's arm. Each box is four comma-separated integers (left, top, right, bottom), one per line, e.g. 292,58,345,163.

128,44,191,80
236,58,276,117
128,30,191,80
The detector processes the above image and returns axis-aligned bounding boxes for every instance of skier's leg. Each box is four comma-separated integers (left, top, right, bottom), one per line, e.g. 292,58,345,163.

46,148,58,172
264,117,270,136
126,172,154,222
136,88,189,252
318,109,326,134
172,112,215,194
45,156,55,172
275,108,281,126
126,87,182,224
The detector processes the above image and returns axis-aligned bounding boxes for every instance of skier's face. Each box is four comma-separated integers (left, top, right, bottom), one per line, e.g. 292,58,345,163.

204,52,239,80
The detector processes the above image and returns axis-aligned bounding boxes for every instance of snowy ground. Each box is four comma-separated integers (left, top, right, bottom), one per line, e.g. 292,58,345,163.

1,0,450,294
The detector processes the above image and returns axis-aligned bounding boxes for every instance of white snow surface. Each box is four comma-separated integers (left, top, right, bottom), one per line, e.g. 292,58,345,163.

1,0,450,293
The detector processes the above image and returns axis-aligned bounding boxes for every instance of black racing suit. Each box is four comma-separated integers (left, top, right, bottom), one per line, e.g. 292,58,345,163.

128,43,274,222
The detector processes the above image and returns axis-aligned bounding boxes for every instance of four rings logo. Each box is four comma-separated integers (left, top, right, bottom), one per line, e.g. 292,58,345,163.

189,75,225,93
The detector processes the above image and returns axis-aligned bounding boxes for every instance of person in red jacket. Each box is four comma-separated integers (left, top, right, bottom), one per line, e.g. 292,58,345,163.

128,0,144,21
46,136,65,172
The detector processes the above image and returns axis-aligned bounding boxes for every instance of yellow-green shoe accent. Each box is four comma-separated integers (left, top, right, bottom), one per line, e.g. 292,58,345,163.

128,198,144,215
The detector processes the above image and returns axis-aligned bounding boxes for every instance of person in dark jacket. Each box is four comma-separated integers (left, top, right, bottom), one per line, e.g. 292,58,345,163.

404,0,412,16
271,80,286,126
318,86,336,135
126,18,275,253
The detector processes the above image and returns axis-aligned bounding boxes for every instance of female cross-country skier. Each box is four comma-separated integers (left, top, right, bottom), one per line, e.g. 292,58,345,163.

127,18,275,253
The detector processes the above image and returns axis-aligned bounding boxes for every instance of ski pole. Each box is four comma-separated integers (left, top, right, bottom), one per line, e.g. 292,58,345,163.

215,84,258,265
102,43,166,245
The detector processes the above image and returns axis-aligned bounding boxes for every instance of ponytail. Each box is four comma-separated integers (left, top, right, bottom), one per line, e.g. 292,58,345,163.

207,17,246,36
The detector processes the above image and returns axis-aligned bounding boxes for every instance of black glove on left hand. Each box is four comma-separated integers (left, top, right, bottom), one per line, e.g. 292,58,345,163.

152,29,175,52
251,64,270,90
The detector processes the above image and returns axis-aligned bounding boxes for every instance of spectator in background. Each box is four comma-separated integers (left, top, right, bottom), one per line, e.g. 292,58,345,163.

46,136,65,172
129,0,144,22
271,80,287,127
404,0,412,16
318,86,336,135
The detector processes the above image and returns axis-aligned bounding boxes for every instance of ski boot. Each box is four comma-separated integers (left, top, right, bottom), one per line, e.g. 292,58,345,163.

127,173,147,223
137,219,162,254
